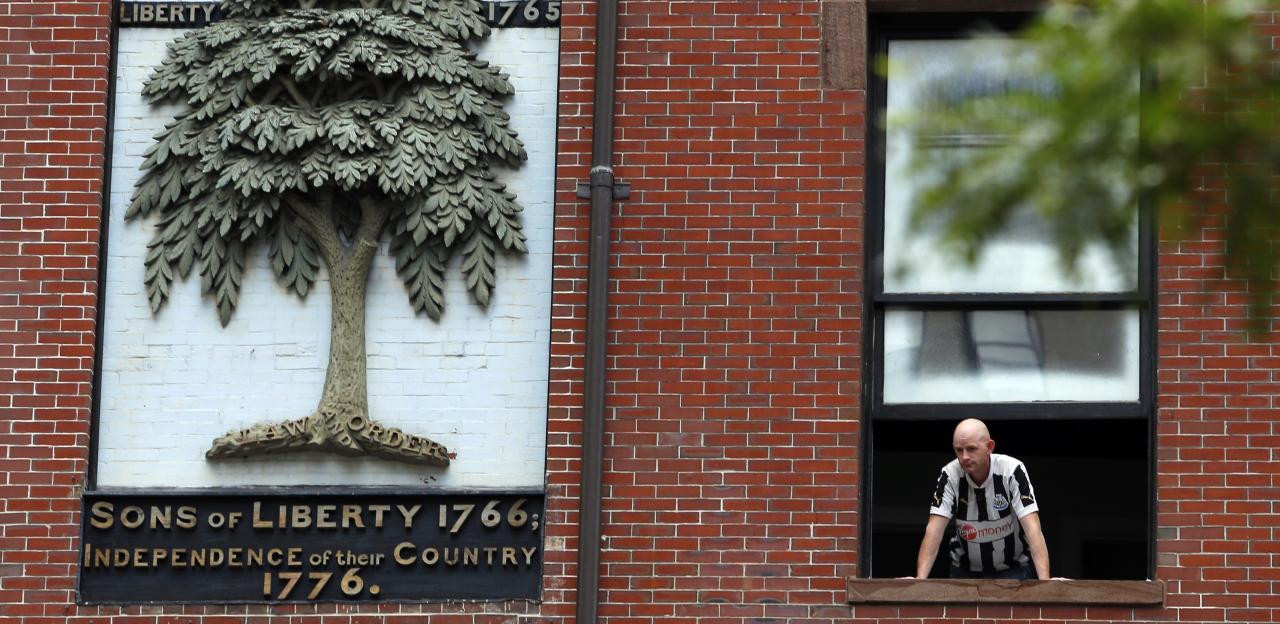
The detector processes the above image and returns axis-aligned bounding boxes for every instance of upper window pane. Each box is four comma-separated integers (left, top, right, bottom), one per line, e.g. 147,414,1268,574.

883,308,1140,403
882,38,1138,294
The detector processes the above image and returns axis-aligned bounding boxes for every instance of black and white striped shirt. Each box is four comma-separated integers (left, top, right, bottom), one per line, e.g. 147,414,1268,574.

928,454,1039,574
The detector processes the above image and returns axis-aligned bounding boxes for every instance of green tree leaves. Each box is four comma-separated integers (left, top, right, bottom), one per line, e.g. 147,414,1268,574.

896,0,1280,316
390,168,526,312
128,0,528,324
391,233,448,319
269,217,323,297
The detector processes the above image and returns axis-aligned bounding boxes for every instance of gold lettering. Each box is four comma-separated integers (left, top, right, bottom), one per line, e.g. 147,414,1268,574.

342,504,363,528
397,504,421,528
190,549,205,566
502,547,517,566
463,547,478,566
200,3,216,21
133,547,147,568
151,506,171,529
422,547,439,565
369,504,389,528
172,548,186,568
291,505,312,528
120,506,145,529
208,548,224,566
176,506,197,529
113,549,129,567
315,505,336,529
228,548,242,568
89,502,114,529
443,547,458,565
138,4,153,22
287,548,302,567
152,548,167,566
153,4,167,21
118,3,131,24
252,501,273,529
484,546,497,565
393,542,415,565
247,548,263,567
522,546,537,565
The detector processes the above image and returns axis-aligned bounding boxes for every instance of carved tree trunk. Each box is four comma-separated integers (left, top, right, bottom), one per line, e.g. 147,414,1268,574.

206,199,450,466
322,256,369,410
306,250,376,453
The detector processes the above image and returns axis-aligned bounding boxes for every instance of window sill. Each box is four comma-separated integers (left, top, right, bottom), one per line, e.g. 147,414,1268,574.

846,578,1164,606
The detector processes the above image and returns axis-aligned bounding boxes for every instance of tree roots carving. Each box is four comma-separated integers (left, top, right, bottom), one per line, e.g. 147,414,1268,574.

206,402,450,467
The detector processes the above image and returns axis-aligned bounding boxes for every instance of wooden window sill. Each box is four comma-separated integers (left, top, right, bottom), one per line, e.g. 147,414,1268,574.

846,578,1165,606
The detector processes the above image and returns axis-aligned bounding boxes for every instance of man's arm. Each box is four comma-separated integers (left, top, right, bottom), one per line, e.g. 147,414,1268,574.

915,513,950,578
1018,511,1050,580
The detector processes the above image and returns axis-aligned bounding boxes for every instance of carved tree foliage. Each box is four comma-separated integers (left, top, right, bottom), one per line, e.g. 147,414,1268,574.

126,0,528,465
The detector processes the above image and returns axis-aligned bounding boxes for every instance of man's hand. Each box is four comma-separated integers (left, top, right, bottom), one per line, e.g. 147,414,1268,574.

914,514,951,578
1017,511,1051,580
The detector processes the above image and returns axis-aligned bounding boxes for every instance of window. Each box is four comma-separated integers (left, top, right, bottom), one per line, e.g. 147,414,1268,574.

863,14,1153,580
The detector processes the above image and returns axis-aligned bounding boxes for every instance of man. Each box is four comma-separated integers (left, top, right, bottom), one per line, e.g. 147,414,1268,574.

914,418,1051,580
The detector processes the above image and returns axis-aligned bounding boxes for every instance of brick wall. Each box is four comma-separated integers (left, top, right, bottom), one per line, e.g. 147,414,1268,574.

1149,12,1280,609
562,0,865,617
0,0,109,618
2,1,1280,624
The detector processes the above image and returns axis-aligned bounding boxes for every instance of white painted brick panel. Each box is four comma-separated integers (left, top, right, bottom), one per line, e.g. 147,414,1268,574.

97,17,557,488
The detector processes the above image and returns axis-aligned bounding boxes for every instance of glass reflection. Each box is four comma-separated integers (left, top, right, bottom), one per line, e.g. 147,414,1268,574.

884,309,1138,403
882,39,1137,294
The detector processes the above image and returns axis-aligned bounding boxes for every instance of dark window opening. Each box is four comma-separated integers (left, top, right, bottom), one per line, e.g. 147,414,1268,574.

869,418,1149,579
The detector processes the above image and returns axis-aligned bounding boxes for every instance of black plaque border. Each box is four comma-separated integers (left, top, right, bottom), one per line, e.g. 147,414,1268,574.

114,0,565,29
76,487,547,605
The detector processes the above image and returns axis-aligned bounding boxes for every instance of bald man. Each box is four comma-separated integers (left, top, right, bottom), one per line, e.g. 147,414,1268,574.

914,419,1051,579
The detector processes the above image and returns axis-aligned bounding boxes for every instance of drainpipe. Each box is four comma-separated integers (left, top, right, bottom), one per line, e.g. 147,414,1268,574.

574,0,626,621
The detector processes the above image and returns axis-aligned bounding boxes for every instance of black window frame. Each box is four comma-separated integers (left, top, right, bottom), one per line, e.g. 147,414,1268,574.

860,12,1157,579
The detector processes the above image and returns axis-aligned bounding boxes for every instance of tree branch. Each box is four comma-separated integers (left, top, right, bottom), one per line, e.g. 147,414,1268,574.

353,197,391,266
383,78,403,104
256,83,285,107
340,73,384,102
310,75,328,109
279,77,310,109
288,192,344,265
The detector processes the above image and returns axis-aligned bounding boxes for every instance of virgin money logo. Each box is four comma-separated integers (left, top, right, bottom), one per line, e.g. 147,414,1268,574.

957,518,1014,543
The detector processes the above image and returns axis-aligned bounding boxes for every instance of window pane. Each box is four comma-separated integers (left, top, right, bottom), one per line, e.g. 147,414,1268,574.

882,308,1139,403
882,39,1138,294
